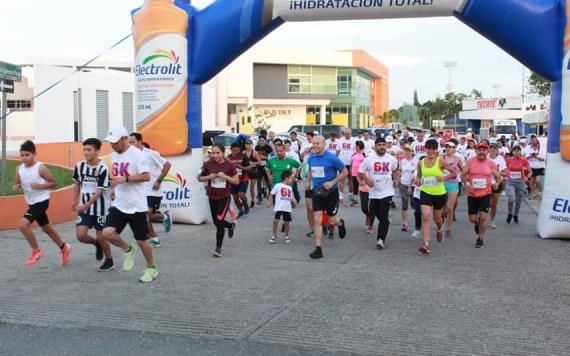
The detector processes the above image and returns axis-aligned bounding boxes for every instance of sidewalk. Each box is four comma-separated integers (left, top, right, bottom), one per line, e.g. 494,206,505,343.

0,194,569,355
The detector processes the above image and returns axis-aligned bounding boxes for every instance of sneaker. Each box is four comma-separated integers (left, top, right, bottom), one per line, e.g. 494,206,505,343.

163,211,172,233
474,222,480,235
306,230,315,238
25,249,43,267
338,219,347,239
244,204,250,215
284,236,291,243
228,222,236,238
250,201,255,208
256,197,263,204
445,230,452,240
367,226,374,234
328,232,334,240
401,223,409,232
97,259,114,272
61,243,72,267
309,247,323,259
269,236,277,244
122,245,136,271
376,239,385,250
419,244,431,255
476,238,484,248
237,211,245,219
506,214,513,224
150,238,161,248
490,221,497,229
513,215,519,224
390,201,396,209
95,242,103,261
412,230,421,239
436,229,444,243
139,266,158,283
350,199,358,207
213,248,222,257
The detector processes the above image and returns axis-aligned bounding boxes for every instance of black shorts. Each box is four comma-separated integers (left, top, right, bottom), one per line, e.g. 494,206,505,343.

24,200,50,226
274,211,292,222
77,213,106,231
419,191,447,210
247,167,259,179
468,195,492,215
231,181,249,194
305,189,313,199
531,168,545,177
147,196,162,211
312,189,340,216
105,207,149,241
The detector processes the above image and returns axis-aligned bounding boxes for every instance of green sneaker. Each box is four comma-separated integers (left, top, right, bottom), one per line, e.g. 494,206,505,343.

122,245,136,271
139,266,158,283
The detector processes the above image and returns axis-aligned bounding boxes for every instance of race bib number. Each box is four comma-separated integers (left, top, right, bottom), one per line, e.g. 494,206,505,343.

472,178,487,189
413,187,421,199
211,178,226,189
83,181,98,194
422,176,438,187
236,168,242,176
311,166,325,178
374,175,392,188
510,171,522,180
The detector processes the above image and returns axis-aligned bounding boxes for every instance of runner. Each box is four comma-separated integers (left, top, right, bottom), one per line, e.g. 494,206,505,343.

300,132,315,160
464,140,477,160
72,138,113,271
497,139,510,157
325,132,340,154
307,136,348,259
351,141,373,232
266,143,301,191
243,139,260,208
284,139,301,203
13,140,71,267
361,130,375,156
488,143,508,229
398,144,417,233
268,171,296,244
462,142,502,248
505,146,532,224
227,142,250,218
300,149,315,237
412,129,427,159
102,127,157,283
457,136,468,156
358,137,399,249
526,137,546,199
129,133,172,247
416,139,457,254
255,136,273,203
198,143,239,257
337,128,357,204
442,139,464,239
289,131,302,154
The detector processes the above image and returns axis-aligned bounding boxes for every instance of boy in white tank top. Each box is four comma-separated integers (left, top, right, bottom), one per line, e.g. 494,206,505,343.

13,140,71,267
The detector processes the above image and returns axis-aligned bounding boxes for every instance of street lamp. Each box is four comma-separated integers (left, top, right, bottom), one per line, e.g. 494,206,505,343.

444,60,458,93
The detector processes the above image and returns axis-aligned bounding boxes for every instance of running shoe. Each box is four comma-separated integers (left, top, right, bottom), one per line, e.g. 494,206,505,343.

237,211,245,219
95,242,103,261
139,266,158,283
97,259,114,272
244,203,250,215
122,245,136,271
61,243,72,267
367,226,374,234
513,215,519,224
436,229,444,243
228,222,236,238
401,223,409,232
474,222,480,235
328,232,334,240
150,238,161,248
412,230,421,239
350,200,358,207
445,230,452,240
284,236,291,243
506,214,513,224
250,201,255,208
269,236,277,244
390,201,396,209
25,249,43,267
476,238,484,248
376,239,385,250
213,248,222,257
418,244,431,255
490,221,497,229
309,247,323,259
163,211,172,233
306,230,315,238
338,219,347,239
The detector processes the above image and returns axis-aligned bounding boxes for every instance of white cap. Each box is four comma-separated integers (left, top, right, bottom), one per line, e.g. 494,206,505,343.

105,126,129,143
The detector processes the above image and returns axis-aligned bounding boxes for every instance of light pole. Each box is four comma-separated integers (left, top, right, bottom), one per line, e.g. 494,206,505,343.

444,60,458,93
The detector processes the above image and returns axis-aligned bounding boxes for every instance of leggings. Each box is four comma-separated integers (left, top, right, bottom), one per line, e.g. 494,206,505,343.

506,180,526,216
359,191,375,226
209,197,233,249
413,197,422,230
369,196,393,241
256,169,270,199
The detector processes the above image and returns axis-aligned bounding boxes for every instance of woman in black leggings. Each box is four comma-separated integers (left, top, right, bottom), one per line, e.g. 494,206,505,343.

199,144,240,257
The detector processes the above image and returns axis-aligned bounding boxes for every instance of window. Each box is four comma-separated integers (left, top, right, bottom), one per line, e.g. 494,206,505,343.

122,92,134,133
96,90,109,140
337,69,353,97
288,66,337,94
7,100,32,112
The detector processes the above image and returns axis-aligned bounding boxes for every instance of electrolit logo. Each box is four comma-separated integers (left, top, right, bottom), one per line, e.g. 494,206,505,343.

135,49,183,76
549,198,570,223
162,173,191,208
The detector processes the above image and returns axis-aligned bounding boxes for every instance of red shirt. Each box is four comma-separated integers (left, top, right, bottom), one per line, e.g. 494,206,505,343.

227,153,249,181
466,157,495,197
201,159,237,200
506,156,529,180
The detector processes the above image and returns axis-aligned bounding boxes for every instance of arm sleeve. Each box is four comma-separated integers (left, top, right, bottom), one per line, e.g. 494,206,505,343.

137,156,149,174
150,150,167,169
72,165,80,183
98,167,109,189
334,156,345,172
270,184,279,196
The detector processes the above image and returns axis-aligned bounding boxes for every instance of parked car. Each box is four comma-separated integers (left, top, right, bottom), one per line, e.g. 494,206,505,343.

202,130,225,147
288,124,347,137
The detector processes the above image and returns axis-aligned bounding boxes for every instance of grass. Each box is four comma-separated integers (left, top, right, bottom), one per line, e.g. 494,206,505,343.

0,160,75,196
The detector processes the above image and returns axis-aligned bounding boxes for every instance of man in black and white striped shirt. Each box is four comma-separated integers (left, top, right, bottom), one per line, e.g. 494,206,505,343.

72,138,114,271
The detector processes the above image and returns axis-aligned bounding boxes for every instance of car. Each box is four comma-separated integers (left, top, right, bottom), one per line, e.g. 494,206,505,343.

202,130,225,147
288,124,347,137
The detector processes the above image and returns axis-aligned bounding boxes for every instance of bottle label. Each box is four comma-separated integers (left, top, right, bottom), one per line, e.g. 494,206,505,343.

135,33,188,126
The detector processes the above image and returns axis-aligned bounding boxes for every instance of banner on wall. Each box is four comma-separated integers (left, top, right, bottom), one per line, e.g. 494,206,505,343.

273,0,469,21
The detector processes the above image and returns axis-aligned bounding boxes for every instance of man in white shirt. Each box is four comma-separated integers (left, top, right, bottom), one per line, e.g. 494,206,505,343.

300,132,315,161
361,130,375,156
412,130,428,158
457,136,468,156
102,126,157,283
325,132,340,154
358,137,400,250
129,133,172,248
289,131,302,154
386,136,402,157
336,128,357,203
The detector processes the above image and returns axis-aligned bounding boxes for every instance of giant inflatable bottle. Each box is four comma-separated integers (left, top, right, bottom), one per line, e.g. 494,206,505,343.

133,0,189,156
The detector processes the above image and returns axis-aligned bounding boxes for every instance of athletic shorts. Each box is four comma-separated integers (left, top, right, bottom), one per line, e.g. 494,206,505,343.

468,195,492,215
345,165,351,173
399,184,411,211
444,181,459,194
231,181,249,194
312,189,340,216
305,189,313,199
274,211,292,222
105,207,149,241
77,213,106,231
419,191,447,210
247,167,259,179
531,168,545,177
147,196,162,211
24,200,50,226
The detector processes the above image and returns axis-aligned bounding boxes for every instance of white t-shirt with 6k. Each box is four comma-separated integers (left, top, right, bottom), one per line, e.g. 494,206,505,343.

271,183,294,213
111,146,149,214
358,154,398,199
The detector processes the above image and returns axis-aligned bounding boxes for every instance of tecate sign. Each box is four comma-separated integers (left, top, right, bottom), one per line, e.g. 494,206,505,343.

462,97,523,111
272,0,468,21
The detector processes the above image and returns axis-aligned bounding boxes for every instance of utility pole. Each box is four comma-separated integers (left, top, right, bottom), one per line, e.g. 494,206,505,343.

444,60,458,93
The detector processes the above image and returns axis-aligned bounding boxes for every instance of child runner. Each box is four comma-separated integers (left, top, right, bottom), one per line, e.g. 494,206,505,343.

13,140,71,267
268,171,296,243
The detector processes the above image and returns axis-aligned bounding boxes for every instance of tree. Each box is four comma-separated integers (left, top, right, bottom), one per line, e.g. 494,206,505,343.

528,72,551,97
252,113,273,132
388,109,400,122
470,89,483,98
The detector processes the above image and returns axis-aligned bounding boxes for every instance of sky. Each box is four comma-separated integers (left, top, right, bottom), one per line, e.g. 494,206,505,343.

0,0,532,109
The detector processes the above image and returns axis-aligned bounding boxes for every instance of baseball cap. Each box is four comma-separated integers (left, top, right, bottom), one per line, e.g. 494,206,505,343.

105,126,128,143
476,142,489,149
404,144,413,151
445,141,456,148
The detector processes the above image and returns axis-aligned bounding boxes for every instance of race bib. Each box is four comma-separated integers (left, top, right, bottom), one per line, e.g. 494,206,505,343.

472,178,487,189
211,178,226,189
311,166,325,178
374,175,392,188
510,171,522,180
413,187,421,199
422,176,438,187
236,168,242,176
83,181,98,194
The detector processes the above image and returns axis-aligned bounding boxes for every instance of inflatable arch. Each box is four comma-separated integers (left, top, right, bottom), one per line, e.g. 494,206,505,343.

132,0,570,239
